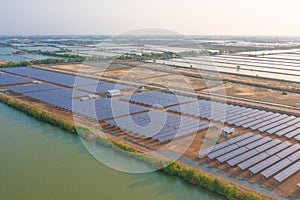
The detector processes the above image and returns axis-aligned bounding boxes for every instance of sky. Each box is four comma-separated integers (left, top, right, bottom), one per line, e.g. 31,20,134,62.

1,0,300,36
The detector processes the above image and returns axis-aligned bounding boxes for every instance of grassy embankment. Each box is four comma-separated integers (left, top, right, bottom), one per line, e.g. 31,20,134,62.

0,93,272,200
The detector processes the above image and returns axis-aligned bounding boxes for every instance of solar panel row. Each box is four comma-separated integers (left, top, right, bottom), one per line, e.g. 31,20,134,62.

9,83,147,121
106,110,208,142
168,100,300,139
74,98,148,121
199,132,253,157
201,133,300,183
0,67,132,93
8,83,61,93
0,67,98,87
77,82,133,94
121,91,196,108
0,73,33,86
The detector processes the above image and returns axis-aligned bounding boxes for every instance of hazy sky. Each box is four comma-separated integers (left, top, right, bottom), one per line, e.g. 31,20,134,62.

1,0,300,36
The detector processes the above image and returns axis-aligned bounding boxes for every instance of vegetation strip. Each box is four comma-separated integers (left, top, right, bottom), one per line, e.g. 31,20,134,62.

0,94,272,200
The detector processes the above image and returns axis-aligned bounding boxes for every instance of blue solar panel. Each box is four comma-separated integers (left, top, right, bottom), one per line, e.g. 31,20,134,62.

13,85,147,120
74,98,148,121
0,67,102,88
77,82,133,94
274,161,300,183
106,110,207,142
8,84,60,93
26,90,73,110
0,73,33,86
122,91,195,108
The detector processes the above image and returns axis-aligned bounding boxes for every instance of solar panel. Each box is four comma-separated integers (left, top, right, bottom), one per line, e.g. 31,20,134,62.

276,144,300,159
261,158,292,178
275,126,298,137
122,91,196,108
245,137,271,149
26,91,73,110
158,123,209,142
235,135,262,147
265,141,291,156
247,110,265,118
249,155,280,174
75,98,148,121
0,67,114,88
267,124,290,135
255,139,282,152
238,152,270,170
264,116,297,134
249,114,283,130
217,147,248,163
274,161,300,183
227,132,253,144
0,67,49,76
242,113,280,129
236,117,260,127
8,84,60,93
199,132,253,157
11,83,146,121
0,74,33,86
285,118,300,126
295,135,300,142
227,149,259,167
106,110,206,142
77,82,133,94
258,116,292,132
227,116,250,126
288,150,300,162
285,129,300,139
199,141,230,157
208,144,239,159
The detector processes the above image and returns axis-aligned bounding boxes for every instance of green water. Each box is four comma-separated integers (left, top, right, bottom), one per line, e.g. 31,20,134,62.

0,103,222,200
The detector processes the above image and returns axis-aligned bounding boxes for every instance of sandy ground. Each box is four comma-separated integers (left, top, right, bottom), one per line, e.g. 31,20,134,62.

205,82,300,107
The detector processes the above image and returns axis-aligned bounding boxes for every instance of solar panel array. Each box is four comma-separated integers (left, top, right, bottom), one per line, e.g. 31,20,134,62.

0,67,132,92
8,83,60,93
73,98,148,121
121,91,195,108
8,83,147,121
106,110,208,142
77,82,133,94
0,73,33,86
168,100,300,139
201,133,300,183
1,67,101,87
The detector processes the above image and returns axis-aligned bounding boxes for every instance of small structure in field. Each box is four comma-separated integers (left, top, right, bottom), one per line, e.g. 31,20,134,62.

138,86,145,92
221,127,235,138
106,89,121,98
87,94,97,99
207,50,220,55
80,97,89,101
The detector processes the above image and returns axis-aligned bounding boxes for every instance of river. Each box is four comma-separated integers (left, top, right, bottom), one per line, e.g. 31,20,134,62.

0,102,222,200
